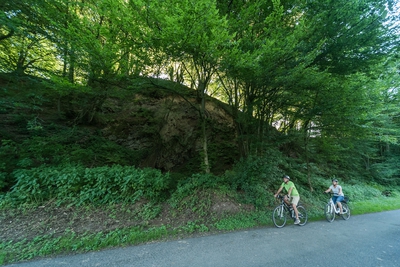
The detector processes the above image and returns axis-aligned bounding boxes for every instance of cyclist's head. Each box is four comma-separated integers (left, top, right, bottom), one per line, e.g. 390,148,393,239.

332,179,338,183
283,175,290,180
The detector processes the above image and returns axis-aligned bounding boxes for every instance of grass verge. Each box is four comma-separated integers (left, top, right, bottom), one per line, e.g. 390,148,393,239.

0,226,170,265
350,195,400,215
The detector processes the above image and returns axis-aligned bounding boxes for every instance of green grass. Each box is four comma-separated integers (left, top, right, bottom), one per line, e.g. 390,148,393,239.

350,195,400,215
0,226,170,265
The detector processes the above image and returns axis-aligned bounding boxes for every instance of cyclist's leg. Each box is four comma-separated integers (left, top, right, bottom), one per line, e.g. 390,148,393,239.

332,196,338,212
283,195,291,206
336,196,344,214
291,196,300,219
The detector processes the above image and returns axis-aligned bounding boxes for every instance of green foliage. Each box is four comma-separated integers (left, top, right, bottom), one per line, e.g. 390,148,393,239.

1,173,400,265
214,211,270,231
351,196,400,215
3,165,171,207
1,0,400,263
168,173,222,216
0,128,147,189
1,0,399,187
137,203,162,221
0,172,7,191
170,173,221,201
182,220,209,234
0,225,169,265
223,153,283,207
344,184,382,201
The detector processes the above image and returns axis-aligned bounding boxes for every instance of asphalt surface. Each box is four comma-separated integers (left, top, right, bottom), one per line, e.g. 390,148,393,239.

7,209,400,267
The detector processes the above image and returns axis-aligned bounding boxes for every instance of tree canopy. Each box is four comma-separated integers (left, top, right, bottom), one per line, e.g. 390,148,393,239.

0,0,399,182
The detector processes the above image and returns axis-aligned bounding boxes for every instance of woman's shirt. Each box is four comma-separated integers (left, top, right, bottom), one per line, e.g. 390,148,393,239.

329,185,344,196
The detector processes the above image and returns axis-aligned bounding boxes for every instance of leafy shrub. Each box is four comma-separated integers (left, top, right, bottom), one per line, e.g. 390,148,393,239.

5,165,171,206
0,172,5,188
0,169,8,191
344,184,381,201
0,128,147,177
168,173,221,209
222,153,282,207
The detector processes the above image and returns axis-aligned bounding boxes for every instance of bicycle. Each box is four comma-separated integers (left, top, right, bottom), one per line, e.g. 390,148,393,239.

272,195,308,228
324,193,350,222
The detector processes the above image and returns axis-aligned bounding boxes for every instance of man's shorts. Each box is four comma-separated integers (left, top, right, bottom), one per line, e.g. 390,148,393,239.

290,196,300,206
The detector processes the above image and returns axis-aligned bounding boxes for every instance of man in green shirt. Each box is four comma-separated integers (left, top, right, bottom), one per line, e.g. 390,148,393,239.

274,175,300,224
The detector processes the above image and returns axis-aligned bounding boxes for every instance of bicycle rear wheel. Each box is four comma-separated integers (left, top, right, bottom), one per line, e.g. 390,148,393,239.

297,206,308,226
324,203,335,222
272,206,287,228
341,203,350,220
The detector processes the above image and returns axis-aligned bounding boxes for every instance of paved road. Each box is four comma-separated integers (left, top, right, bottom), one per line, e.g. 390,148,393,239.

7,210,400,267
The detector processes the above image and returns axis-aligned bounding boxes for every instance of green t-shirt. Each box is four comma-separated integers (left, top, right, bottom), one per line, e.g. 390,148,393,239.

280,181,299,196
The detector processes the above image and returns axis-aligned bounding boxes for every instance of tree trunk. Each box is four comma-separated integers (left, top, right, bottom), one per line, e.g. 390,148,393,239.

304,121,313,192
199,81,210,173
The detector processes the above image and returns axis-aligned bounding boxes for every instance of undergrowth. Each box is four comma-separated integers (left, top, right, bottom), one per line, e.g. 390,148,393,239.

2,192,399,265
1,165,171,207
1,164,400,265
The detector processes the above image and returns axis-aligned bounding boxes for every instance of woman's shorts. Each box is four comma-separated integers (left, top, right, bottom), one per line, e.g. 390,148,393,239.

332,195,344,204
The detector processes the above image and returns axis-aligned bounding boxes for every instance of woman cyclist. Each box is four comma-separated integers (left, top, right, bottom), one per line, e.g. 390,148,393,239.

324,179,344,215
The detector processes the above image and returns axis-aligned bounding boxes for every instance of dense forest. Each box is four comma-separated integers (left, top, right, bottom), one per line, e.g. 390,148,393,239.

1,0,400,204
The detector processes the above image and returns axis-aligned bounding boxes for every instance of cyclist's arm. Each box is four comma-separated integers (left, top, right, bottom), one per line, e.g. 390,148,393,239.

338,186,343,195
287,187,293,197
274,186,283,197
324,188,331,193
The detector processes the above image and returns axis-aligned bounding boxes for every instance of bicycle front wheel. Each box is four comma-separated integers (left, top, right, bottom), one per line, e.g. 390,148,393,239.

324,203,335,222
272,205,287,228
341,203,350,220
297,206,308,226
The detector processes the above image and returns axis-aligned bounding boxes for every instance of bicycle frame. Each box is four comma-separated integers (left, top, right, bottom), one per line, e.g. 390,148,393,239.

277,203,292,218
276,196,295,218
327,198,342,214
324,194,350,222
272,195,308,228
